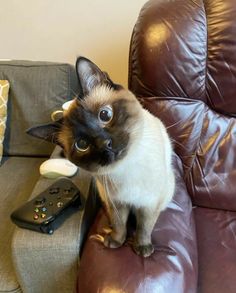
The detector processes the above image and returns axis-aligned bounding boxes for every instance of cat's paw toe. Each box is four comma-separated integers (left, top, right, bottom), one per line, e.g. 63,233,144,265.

103,234,123,249
133,243,154,257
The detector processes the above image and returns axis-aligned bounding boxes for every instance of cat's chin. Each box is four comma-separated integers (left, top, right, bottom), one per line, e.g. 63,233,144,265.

66,147,127,175
94,165,116,176
91,151,127,175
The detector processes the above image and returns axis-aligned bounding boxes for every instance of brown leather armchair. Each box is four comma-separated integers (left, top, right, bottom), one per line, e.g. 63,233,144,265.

77,0,236,292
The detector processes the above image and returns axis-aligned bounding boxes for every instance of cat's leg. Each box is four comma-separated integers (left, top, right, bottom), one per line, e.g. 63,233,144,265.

133,207,160,257
104,203,130,249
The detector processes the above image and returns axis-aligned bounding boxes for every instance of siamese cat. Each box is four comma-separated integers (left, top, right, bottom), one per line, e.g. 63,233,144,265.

28,57,175,257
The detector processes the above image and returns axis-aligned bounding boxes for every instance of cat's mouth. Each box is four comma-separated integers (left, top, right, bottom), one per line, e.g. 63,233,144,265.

91,147,127,175
99,148,126,166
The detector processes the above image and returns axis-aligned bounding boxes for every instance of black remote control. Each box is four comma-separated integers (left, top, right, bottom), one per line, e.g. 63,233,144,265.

11,178,83,234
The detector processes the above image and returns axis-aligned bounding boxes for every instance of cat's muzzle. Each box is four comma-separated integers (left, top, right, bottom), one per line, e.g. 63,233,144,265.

99,147,126,166
99,149,116,166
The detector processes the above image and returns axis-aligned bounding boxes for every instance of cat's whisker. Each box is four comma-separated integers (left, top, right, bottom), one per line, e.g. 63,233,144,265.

70,88,80,99
166,118,187,130
43,131,57,142
108,174,118,193
106,179,120,221
103,175,121,223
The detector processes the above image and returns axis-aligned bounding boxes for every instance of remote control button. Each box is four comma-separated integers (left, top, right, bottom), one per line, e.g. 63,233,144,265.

34,214,39,220
34,208,39,213
49,202,53,206
35,197,46,206
41,213,46,219
63,187,74,194
49,187,60,194
57,202,64,208
42,207,47,212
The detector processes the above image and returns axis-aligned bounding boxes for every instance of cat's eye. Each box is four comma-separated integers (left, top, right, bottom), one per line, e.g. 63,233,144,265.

98,105,113,124
75,139,90,152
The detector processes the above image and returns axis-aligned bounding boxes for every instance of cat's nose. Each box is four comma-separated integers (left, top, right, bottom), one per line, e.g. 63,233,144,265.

104,139,112,150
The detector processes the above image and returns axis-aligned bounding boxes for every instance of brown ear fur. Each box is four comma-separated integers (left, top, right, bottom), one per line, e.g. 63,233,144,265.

76,56,123,97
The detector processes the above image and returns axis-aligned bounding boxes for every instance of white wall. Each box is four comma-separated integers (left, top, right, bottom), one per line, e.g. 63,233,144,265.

0,0,147,86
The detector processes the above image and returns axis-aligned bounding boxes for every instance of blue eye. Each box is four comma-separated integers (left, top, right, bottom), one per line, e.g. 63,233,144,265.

98,105,113,124
75,139,90,152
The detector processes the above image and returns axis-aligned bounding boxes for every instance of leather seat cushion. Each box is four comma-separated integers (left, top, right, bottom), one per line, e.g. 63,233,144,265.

77,154,198,293
195,207,236,293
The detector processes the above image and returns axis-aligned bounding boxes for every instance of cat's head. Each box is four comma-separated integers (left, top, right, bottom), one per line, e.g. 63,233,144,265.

27,57,143,174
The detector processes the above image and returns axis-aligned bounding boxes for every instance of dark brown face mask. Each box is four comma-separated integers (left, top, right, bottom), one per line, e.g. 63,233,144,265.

26,57,130,172
27,56,121,142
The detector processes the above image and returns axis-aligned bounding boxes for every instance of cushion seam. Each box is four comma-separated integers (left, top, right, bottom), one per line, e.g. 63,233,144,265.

202,0,208,103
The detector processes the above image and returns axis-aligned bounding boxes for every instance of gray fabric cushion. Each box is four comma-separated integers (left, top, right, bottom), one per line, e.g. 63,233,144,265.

0,156,45,292
0,60,79,156
12,155,96,293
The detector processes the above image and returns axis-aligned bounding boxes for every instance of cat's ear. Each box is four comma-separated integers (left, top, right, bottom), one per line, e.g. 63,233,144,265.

76,57,108,96
76,56,123,97
26,119,63,146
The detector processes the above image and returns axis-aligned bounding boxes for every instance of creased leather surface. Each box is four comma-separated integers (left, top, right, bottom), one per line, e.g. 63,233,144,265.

139,97,205,174
204,0,236,114
141,96,236,211
195,207,236,293
188,105,236,210
78,0,236,291
77,154,198,293
129,0,236,115
129,0,207,101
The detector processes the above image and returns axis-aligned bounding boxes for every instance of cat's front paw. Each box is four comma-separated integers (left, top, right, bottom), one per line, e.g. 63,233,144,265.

103,234,124,249
132,243,154,257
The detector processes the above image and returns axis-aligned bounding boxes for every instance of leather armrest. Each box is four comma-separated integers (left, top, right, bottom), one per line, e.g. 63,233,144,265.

11,146,100,293
77,153,198,293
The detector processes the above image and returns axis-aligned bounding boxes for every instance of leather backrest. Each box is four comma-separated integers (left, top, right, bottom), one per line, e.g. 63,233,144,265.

129,0,236,116
140,96,236,211
129,0,236,210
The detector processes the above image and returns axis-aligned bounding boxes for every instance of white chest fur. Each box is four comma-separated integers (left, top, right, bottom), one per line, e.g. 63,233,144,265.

96,109,175,211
